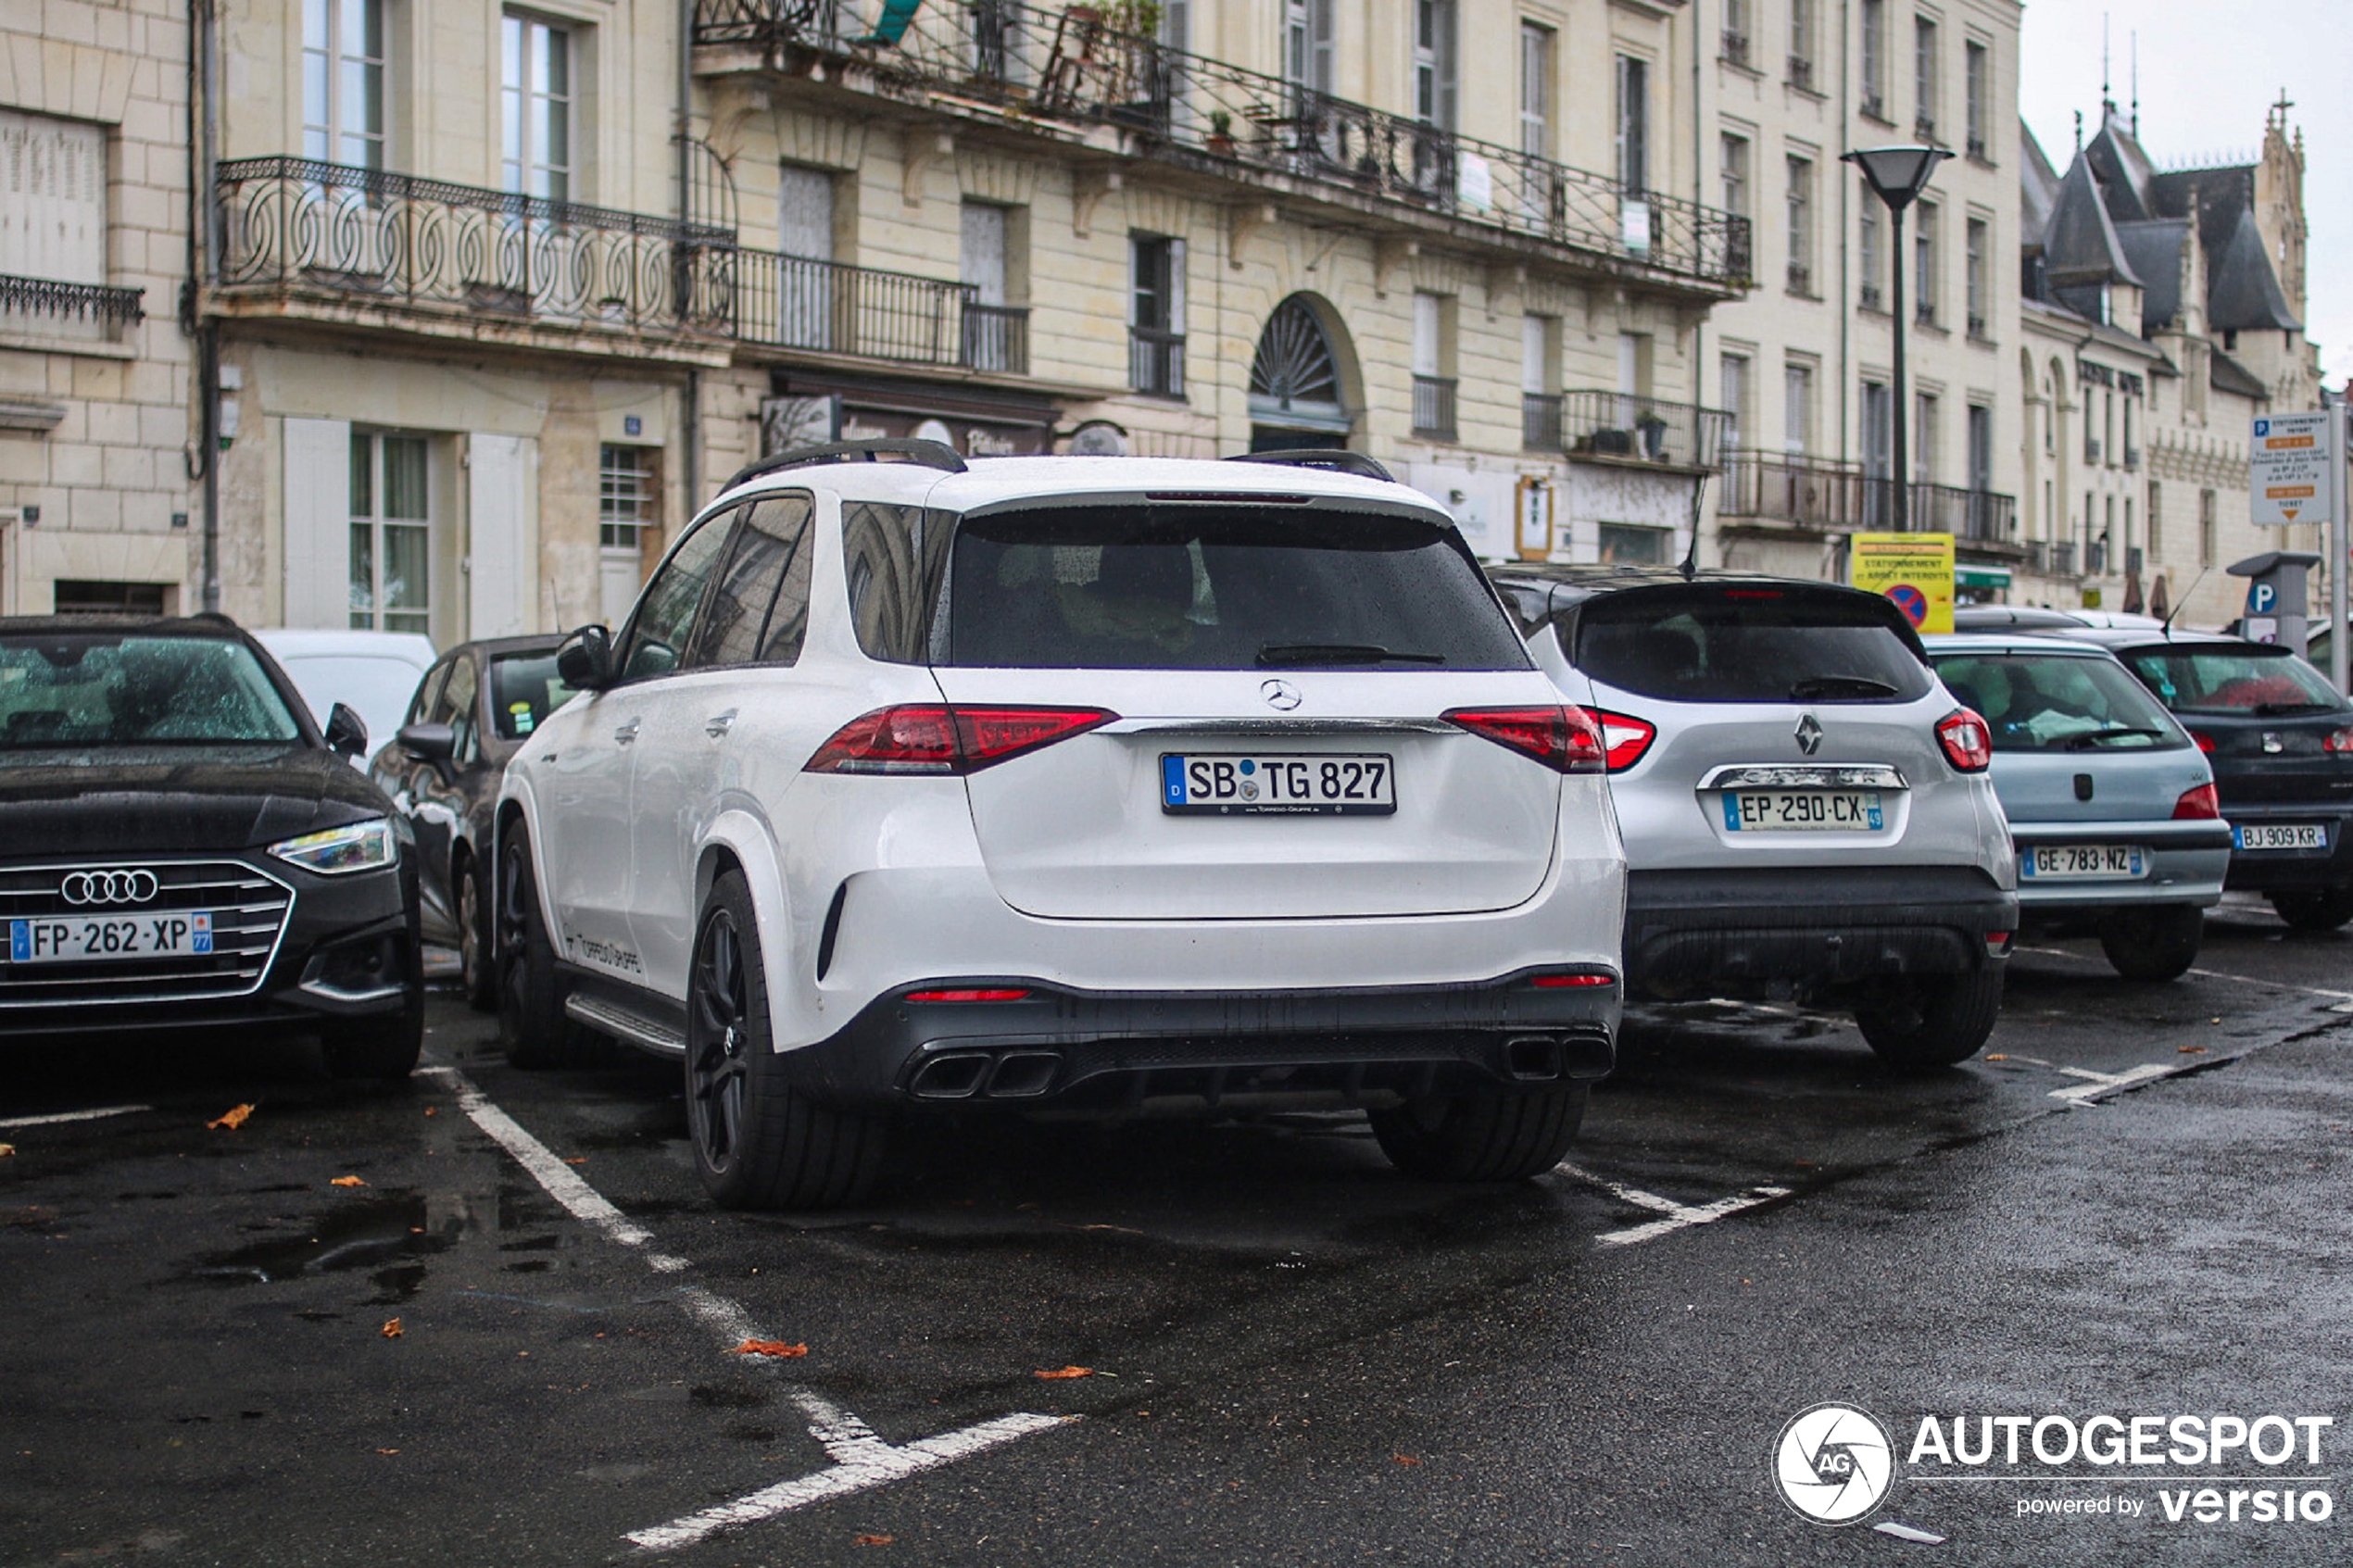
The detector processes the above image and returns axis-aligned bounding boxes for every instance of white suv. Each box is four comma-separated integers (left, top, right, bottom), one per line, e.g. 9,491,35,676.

497,442,1626,1208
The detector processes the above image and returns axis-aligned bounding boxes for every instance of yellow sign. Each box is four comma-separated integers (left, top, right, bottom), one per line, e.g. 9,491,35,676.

1849,533,1955,633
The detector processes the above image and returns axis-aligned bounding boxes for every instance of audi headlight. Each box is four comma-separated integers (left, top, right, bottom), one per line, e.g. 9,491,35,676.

269,818,397,875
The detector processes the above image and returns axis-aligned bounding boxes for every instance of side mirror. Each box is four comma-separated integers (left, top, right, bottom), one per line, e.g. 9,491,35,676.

324,702,370,759
557,624,614,691
397,721,456,763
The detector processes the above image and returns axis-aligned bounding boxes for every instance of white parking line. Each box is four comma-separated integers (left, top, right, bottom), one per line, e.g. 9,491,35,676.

417,1062,1068,1550
2047,1062,2184,1105
2186,967,2353,1002
0,1103,152,1130
1556,1163,1793,1246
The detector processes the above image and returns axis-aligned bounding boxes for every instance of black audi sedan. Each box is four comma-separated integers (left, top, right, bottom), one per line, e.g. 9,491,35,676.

2053,627,2353,931
367,633,568,1010
0,615,422,1075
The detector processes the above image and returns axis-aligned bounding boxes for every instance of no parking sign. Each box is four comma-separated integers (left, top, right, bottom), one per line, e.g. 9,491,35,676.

1850,533,1956,633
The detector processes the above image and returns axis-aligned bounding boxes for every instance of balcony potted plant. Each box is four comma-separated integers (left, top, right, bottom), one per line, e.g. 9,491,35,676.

1206,110,1236,157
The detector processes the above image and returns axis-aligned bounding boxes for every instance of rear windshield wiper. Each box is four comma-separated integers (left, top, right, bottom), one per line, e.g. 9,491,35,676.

1789,674,1900,700
2058,727,2171,750
1256,643,1445,667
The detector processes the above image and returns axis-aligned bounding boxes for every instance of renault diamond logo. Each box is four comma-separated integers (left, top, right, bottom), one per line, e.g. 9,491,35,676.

1794,714,1824,755
61,869,160,906
1261,678,1303,712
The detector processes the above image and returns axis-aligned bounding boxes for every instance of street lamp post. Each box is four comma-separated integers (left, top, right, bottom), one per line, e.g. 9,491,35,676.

1843,145,1951,533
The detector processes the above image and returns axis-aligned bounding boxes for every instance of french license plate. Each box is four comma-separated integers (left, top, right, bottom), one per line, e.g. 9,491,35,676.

1722,790,1884,832
2233,822,2329,851
1160,754,1396,815
2022,845,2146,880
7,912,213,964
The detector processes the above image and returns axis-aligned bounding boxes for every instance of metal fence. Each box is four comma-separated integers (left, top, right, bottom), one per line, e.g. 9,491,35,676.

1723,453,2017,543
0,273,145,328
1521,392,1563,452
692,0,1750,288
1558,390,1732,471
214,157,735,334
1412,375,1457,440
731,248,988,367
1128,326,1185,397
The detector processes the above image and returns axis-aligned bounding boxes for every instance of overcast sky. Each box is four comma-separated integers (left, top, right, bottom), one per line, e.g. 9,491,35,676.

2019,0,2352,389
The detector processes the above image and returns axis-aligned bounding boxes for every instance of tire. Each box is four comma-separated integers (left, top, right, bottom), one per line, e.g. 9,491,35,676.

496,823,580,1068
686,871,887,1210
1367,1082,1589,1183
2269,884,2353,934
455,852,497,1011
2098,905,2204,981
1854,965,2005,1070
322,986,423,1082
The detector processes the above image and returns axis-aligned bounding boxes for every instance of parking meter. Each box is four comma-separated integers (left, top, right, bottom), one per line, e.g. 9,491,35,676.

2228,550,2323,653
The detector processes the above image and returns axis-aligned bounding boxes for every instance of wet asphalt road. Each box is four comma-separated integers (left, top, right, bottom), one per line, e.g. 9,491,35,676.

4,897,2351,1567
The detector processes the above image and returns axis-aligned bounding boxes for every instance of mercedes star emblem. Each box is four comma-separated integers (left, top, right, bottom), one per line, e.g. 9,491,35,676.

1261,678,1303,712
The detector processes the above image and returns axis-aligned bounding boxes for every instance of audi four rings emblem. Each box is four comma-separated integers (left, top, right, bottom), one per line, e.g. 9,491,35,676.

60,869,160,906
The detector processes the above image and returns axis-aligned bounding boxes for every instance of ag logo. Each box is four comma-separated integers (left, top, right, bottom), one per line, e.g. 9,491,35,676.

1772,1402,1894,1524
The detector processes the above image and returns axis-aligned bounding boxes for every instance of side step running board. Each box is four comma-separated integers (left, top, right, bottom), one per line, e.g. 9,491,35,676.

565,992,686,1059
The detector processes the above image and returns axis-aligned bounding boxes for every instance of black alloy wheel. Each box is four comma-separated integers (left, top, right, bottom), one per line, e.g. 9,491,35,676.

686,904,753,1177
496,827,577,1067
456,854,497,1011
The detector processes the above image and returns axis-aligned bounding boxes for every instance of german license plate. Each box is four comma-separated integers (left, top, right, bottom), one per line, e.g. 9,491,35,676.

7,912,213,964
2233,822,2328,851
2022,845,2146,880
1160,754,1396,815
1722,790,1884,832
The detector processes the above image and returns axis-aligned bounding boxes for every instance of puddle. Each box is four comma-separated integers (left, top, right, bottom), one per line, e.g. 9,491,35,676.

191,1193,460,1301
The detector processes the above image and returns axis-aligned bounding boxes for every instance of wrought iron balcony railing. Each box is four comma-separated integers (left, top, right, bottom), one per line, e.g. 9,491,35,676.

2123,445,2142,470
1128,325,1185,397
1788,56,1816,93
1412,374,1457,441
1,273,146,329
1720,451,1865,527
692,0,1751,289
730,248,1019,370
1559,390,1731,471
1720,31,1751,69
963,302,1028,372
214,157,734,337
1521,392,1563,452
1856,476,2018,542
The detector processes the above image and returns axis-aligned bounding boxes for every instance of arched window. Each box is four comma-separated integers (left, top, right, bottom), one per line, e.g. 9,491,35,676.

1248,295,1353,450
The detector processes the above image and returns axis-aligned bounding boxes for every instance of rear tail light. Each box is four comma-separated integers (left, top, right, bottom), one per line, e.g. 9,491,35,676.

1443,705,1606,773
904,987,1031,1003
2172,783,2221,821
1936,708,1993,773
1528,971,1616,988
1985,932,2014,957
2191,730,2218,754
806,705,1116,775
1587,708,1658,772
2325,728,2353,754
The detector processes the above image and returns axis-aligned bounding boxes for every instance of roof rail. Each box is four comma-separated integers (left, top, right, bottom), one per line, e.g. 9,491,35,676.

1224,449,1396,483
723,438,968,491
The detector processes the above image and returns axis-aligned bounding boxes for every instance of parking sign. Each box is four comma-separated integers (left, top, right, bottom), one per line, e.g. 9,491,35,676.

2250,411,2335,526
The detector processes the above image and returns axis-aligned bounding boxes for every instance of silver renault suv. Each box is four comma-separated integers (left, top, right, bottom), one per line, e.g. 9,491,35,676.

1489,568,2018,1068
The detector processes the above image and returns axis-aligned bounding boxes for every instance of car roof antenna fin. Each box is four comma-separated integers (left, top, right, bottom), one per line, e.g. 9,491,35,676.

2160,566,2208,640
1678,474,1708,582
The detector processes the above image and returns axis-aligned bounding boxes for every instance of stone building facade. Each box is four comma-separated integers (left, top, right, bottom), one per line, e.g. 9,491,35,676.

2014,99,2324,628
1692,0,2026,598
1,0,1752,638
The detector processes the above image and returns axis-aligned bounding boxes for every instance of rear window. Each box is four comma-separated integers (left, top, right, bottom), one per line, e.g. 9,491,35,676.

943,505,1526,671
2121,645,2348,716
1930,652,2187,752
1570,586,1931,703
0,633,302,746
490,651,576,740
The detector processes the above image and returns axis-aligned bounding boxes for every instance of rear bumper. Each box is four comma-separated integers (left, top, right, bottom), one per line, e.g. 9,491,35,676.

2009,822,2231,913
2216,805,2353,892
1622,866,2016,998
775,968,1621,1113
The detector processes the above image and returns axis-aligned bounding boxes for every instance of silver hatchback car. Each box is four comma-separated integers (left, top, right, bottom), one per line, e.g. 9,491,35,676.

1924,633,2228,979
1490,568,2018,1069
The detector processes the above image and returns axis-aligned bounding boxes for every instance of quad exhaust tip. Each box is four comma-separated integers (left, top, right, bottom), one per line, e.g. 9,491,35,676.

1504,1035,1567,1082
908,1049,1063,1100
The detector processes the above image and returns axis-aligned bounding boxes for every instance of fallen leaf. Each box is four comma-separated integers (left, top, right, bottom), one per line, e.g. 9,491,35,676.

734,1339,808,1359
331,1174,368,1188
375,1448,400,1455
0,1144,14,1159
381,1318,403,1338
1032,1365,1092,1380
1983,1053,2008,1061
852,1535,895,1547
1391,1453,1422,1467
563,1157,587,1165
2178,1045,2207,1054
208,1103,255,1131
423,1107,438,1117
